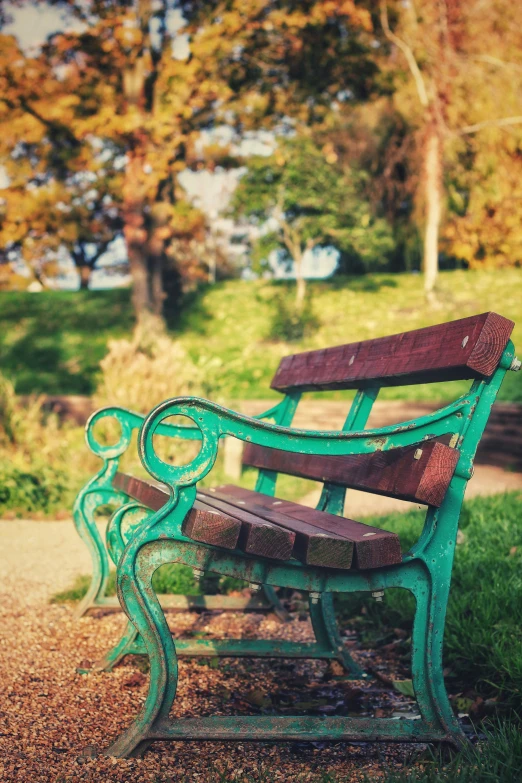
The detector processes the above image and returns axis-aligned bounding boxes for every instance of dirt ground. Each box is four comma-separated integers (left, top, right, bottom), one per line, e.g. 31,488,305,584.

1,467,520,782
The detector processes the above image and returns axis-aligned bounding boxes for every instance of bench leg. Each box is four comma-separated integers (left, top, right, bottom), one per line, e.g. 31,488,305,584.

82,620,141,673
261,584,289,621
72,486,122,620
103,538,464,757
104,553,179,758
308,592,367,679
410,571,467,749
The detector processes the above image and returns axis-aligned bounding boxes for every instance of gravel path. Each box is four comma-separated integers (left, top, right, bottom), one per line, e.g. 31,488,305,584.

0,533,414,782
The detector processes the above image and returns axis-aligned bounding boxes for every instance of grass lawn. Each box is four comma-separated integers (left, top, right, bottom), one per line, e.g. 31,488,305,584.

1,268,521,401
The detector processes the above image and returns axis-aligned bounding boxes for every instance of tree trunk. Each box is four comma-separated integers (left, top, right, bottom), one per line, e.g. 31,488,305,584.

423,120,442,302
78,265,91,289
150,254,165,316
123,146,166,323
294,248,306,309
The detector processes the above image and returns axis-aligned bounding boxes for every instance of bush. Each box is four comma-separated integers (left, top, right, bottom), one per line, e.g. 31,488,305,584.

0,461,73,516
0,372,87,515
94,313,204,414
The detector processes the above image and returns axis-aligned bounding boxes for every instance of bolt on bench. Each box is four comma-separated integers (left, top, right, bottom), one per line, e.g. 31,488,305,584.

80,313,518,757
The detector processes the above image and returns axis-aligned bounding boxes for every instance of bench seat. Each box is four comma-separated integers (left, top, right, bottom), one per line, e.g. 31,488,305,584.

113,472,402,570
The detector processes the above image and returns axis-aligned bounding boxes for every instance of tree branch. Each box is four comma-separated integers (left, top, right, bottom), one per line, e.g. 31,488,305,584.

458,116,522,135
468,54,522,73
380,1,429,108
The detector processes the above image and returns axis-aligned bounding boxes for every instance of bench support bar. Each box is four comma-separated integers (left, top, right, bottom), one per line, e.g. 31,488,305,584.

149,715,455,746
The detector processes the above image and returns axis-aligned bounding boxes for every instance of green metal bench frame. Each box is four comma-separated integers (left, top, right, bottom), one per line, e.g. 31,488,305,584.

73,403,290,621
98,319,518,757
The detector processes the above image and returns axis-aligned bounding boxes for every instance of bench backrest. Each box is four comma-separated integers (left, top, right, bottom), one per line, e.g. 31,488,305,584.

244,312,514,507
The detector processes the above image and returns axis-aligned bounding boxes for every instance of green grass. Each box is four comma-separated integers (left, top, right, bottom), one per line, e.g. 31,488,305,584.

373,720,522,783
2,269,521,401
51,563,247,603
338,492,522,710
0,288,133,394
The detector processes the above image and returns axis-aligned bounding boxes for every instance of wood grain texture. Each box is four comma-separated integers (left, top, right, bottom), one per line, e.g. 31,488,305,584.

202,488,354,570
270,312,514,392
196,492,295,561
214,486,402,570
242,441,459,507
113,473,241,550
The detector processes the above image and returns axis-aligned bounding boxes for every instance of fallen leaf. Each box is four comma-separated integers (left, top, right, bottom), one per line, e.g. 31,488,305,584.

123,671,146,688
392,680,415,698
244,688,272,708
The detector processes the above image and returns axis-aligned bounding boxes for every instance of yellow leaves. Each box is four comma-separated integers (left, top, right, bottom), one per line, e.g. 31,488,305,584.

322,142,338,164
443,145,522,269
267,2,372,32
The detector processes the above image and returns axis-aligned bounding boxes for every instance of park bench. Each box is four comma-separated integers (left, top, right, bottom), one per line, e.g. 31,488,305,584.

79,312,519,757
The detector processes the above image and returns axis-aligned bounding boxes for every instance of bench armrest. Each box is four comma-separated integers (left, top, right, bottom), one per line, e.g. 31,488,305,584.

85,401,287,461
138,395,470,489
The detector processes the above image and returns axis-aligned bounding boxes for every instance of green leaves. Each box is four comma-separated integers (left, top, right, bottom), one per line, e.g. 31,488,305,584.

232,134,394,276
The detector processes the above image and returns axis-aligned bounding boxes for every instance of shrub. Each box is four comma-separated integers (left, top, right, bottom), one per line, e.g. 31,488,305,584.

0,372,87,515
94,313,204,414
0,461,73,516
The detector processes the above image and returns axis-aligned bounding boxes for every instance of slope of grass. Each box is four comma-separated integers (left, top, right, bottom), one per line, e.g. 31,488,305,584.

1,269,521,400
0,288,132,394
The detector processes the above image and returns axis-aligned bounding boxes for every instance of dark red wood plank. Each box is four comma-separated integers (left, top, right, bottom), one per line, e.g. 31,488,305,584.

270,312,514,391
113,473,241,550
214,486,402,570
196,492,295,561
202,488,354,570
242,441,459,507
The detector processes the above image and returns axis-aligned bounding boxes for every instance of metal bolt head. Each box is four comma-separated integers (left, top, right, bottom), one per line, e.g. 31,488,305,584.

462,335,469,348
248,582,261,592
371,590,384,602
309,591,321,605
192,568,204,581
413,448,423,460
510,357,521,372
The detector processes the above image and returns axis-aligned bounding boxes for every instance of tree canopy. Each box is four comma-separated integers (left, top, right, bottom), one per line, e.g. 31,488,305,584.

232,133,394,304
0,0,520,314
0,0,382,317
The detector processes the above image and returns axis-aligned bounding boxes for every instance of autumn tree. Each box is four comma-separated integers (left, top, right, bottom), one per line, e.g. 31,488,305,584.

379,0,522,299
0,0,379,321
232,134,394,306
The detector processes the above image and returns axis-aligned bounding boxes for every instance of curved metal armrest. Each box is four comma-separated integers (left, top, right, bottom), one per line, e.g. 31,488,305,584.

85,405,202,460
84,401,285,462
138,395,471,489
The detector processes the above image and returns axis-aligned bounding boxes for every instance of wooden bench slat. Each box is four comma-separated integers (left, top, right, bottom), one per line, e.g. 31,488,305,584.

114,472,402,569
114,472,295,562
201,488,354,570
113,473,241,550
242,441,459,507
196,493,295,561
213,486,402,570
271,312,514,392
